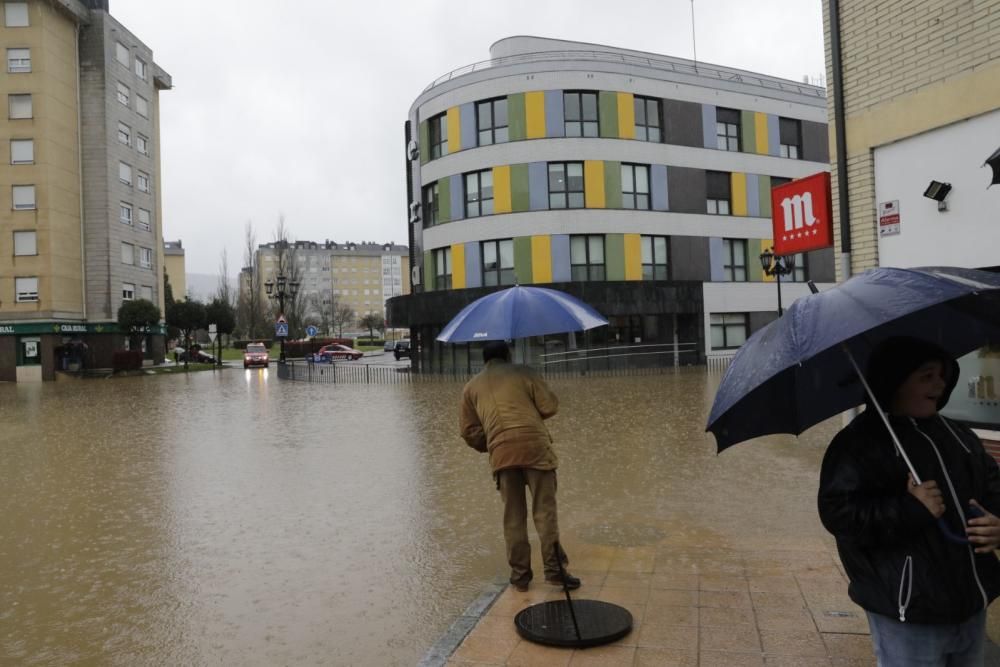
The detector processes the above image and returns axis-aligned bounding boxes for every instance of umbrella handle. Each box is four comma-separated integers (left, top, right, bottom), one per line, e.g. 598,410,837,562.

937,505,984,545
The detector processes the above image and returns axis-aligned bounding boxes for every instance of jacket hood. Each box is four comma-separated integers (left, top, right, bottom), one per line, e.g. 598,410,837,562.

864,336,960,413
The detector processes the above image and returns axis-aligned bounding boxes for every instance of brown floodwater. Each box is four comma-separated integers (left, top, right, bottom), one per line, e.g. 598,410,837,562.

2,367,987,665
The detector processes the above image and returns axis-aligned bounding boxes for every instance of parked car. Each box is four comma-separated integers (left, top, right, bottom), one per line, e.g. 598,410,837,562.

394,339,411,361
178,348,216,364
243,342,270,369
383,340,396,352
317,343,363,361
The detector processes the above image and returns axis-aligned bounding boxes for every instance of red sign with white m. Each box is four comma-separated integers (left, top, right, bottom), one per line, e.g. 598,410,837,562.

770,172,834,255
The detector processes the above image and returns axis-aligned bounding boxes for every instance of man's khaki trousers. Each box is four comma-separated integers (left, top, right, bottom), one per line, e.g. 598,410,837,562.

497,467,568,586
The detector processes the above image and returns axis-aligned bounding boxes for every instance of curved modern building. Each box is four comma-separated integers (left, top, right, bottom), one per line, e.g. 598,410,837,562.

389,36,834,372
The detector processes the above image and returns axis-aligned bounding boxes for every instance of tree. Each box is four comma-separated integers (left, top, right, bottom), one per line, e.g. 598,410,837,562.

358,312,384,341
333,304,355,338
217,248,234,308
206,297,236,365
269,216,306,337
117,298,161,352
237,221,265,339
166,299,206,369
164,272,175,307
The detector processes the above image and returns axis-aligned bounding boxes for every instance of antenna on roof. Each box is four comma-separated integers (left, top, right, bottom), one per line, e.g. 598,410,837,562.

690,0,698,72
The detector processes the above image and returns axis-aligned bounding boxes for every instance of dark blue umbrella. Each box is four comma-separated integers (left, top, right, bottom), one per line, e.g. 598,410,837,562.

706,266,1000,453
436,285,608,343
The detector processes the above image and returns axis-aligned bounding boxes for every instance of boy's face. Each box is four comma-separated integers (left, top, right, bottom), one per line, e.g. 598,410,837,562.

891,360,948,418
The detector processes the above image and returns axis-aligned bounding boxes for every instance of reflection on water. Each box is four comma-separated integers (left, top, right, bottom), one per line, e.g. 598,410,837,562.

2,368,841,665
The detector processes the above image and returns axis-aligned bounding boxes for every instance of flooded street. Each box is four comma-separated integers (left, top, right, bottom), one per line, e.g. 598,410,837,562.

3,369,844,665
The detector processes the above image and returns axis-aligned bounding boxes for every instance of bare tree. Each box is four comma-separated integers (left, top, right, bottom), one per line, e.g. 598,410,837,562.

217,248,234,307
237,221,265,339
333,303,356,338
269,216,306,337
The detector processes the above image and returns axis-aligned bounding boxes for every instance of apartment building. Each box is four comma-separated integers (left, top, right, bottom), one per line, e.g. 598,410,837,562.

0,0,171,381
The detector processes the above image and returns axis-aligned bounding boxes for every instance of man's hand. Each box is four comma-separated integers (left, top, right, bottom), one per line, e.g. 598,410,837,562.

966,499,1000,554
907,473,945,518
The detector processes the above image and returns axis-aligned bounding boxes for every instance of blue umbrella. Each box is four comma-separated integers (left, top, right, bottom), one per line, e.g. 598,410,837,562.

706,266,1000,452
436,285,608,343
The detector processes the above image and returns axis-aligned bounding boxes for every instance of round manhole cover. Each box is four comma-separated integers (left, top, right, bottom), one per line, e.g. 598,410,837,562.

514,599,633,648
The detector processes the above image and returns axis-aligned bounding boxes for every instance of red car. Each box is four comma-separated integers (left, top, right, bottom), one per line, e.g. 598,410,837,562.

243,343,270,368
317,344,363,361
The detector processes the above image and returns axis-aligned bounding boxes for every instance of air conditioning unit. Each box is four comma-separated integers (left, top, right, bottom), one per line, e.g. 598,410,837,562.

408,201,421,223
411,265,421,286
406,139,419,161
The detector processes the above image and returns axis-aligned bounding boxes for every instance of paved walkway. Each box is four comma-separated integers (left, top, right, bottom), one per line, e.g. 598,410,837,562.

443,542,878,666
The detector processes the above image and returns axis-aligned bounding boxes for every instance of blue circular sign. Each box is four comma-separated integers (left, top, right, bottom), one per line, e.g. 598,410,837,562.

306,325,318,337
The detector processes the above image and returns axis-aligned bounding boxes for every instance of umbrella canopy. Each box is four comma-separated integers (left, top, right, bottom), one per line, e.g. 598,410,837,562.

706,266,1000,452
985,145,1000,187
436,285,608,343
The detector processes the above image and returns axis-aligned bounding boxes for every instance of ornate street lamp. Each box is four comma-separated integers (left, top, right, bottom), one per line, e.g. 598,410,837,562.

759,247,796,317
264,273,300,362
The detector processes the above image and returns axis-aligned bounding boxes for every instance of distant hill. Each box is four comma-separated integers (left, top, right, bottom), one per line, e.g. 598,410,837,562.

185,273,237,302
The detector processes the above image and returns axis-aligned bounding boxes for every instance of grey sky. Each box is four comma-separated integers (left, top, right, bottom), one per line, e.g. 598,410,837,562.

109,0,825,277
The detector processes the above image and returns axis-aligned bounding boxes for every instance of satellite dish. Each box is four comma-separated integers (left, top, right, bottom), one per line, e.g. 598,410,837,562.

408,201,421,223
411,265,421,286
406,140,419,160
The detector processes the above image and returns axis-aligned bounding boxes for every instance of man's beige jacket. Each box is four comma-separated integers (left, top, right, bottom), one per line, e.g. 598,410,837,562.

460,360,559,473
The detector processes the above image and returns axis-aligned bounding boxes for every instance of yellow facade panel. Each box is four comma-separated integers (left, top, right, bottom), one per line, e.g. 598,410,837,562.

624,234,642,281
531,236,552,284
451,243,466,289
731,172,748,217
584,160,605,209
493,165,512,214
447,106,460,154
617,92,635,140
525,91,546,139
755,112,769,155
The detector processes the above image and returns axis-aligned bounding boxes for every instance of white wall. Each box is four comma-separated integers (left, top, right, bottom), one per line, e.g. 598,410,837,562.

874,108,1000,269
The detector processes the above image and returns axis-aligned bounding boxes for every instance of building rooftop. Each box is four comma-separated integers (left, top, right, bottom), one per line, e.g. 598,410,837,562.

258,240,408,256
163,240,184,255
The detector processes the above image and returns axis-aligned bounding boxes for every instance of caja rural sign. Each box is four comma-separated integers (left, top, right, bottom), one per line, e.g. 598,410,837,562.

770,172,834,256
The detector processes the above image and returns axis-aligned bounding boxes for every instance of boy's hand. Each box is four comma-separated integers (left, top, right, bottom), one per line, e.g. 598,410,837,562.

966,499,1000,553
907,473,945,518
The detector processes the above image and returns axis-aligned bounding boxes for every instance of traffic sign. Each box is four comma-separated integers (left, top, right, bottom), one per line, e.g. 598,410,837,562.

306,325,318,337
208,323,217,342
275,321,289,337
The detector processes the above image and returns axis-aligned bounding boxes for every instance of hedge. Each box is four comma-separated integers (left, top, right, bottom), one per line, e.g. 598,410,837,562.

112,350,144,371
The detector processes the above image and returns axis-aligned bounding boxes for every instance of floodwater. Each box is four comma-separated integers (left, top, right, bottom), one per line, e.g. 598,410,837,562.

2,368,844,665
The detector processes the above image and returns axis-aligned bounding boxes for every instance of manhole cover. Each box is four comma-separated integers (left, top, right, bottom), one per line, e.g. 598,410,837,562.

577,523,665,546
514,599,633,648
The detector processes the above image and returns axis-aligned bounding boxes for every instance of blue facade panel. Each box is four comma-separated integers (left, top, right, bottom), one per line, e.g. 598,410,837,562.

767,114,781,156
460,103,476,150
544,90,564,138
450,174,464,220
651,164,668,211
464,241,482,288
708,237,724,281
701,104,717,149
745,173,760,217
528,161,548,211
550,234,571,283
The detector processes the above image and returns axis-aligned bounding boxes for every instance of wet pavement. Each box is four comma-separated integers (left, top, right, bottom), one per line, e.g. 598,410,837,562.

2,368,999,665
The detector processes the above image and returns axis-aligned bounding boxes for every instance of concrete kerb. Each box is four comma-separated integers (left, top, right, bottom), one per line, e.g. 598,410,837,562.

418,577,508,667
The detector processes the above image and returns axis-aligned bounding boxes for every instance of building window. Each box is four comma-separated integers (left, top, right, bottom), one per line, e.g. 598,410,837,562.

137,208,151,231
121,241,135,265
140,285,153,301
136,134,149,155
722,238,748,282
13,230,36,256
119,161,133,185
706,171,731,215
634,95,661,142
476,97,508,146
564,91,599,137
716,107,740,151
139,246,152,269
548,162,584,209
136,95,148,118
570,235,605,281
122,282,135,301
771,176,792,190
641,235,669,280
710,313,748,349
15,276,38,302
115,42,130,67
622,163,650,210
12,184,35,210
434,247,452,290
135,57,147,80
8,93,31,119
422,182,439,227
481,239,515,287
116,81,130,107
779,117,802,159
137,171,150,193
6,47,30,72
120,202,133,225
4,2,28,27
428,112,447,159
464,169,493,217
10,138,33,164
117,122,131,146
790,252,807,282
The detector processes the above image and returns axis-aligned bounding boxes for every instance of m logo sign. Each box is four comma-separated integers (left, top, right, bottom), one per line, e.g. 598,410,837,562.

770,172,834,255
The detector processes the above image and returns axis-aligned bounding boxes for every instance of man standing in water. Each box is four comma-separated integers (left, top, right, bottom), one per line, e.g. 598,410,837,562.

459,340,580,593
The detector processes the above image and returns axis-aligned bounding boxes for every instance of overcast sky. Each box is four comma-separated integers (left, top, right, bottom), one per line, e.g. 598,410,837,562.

108,0,826,277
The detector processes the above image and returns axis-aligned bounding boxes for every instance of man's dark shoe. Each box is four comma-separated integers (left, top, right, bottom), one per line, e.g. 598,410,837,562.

545,573,581,590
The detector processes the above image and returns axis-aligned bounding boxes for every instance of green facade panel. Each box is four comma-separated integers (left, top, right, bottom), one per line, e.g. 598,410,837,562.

605,233,625,281
419,121,429,165
508,93,526,142
514,236,533,285
423,251,434,292
438,176,451,222
511,163,530,212
741,110,756,155
604,160,622,209
758,175,772,219
599,91,618,138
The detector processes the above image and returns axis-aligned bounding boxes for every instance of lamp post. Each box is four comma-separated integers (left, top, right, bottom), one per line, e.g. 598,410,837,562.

264,273,300,363
759,247,796,316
